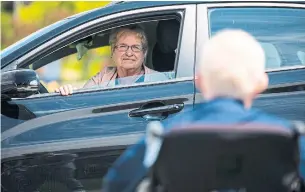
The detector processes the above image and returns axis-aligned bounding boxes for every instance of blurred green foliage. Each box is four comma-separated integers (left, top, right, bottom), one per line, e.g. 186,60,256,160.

1,1,110,49
1,1,112,92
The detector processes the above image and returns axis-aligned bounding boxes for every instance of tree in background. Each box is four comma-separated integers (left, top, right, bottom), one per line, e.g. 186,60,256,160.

1,1,110,49
1,1,111,92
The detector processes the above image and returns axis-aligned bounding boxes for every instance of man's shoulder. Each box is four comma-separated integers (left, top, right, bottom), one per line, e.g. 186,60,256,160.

162,103,293,131
250,108,293,129
162,106,197,130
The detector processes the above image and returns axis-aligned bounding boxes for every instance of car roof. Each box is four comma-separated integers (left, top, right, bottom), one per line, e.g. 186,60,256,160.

0,0,301,68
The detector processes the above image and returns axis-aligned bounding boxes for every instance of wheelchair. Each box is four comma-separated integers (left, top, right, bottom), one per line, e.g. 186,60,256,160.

139,121,305,192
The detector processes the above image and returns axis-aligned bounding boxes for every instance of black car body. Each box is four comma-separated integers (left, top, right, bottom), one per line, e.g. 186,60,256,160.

1,1,305,191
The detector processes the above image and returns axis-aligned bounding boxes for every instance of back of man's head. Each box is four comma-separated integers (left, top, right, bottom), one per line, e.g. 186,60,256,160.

196,29,268,107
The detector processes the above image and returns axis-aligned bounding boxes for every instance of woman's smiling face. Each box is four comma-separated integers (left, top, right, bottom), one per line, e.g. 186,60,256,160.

112,31,145,72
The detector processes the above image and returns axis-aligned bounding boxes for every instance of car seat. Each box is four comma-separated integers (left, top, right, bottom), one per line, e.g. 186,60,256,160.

152,19,180,72
297,51,305,65
260,42,282,70
143,121,305,192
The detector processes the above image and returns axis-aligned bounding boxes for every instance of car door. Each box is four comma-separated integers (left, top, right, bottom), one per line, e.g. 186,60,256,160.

1,4,196,192
196,2,305,122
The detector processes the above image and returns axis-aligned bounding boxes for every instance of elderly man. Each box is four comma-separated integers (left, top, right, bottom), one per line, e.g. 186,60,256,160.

56,25,168,95
101,29,305,191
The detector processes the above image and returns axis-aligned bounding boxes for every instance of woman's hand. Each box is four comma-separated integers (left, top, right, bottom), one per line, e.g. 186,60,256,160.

55,84,75,96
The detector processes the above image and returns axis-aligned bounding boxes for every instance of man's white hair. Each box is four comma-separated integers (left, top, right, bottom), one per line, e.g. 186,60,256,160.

198,29,266,100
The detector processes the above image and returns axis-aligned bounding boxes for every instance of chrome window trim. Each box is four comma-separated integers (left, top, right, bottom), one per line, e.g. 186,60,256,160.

197,2,305,72
265,65,305,73
205,2,305,8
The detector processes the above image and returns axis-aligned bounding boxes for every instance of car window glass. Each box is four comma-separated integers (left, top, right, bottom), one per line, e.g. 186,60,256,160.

208,7,305,70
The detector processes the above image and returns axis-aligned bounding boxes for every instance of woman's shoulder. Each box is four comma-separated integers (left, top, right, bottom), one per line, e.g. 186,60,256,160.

83,66,117,88
104,66,117,73
144,66,173,81
91,66,116,76
144,66,159,74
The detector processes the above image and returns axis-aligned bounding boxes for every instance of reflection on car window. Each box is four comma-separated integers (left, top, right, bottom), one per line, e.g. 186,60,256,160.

209,7,305,70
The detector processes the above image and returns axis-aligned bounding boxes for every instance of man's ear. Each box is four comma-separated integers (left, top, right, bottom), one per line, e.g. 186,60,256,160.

195,73,207,93
254,73,269,96
195,74,201,90
195,74,213,100
259,73,269,92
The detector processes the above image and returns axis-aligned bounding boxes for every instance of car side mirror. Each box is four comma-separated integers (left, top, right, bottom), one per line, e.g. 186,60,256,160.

1,69,40,100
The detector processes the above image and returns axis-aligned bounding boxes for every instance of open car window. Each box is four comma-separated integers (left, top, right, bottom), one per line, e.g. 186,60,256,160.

29,45,111,92
27,18,182,93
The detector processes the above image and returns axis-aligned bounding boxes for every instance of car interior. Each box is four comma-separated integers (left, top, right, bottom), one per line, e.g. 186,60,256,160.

261,42,305,69
30,18,181,82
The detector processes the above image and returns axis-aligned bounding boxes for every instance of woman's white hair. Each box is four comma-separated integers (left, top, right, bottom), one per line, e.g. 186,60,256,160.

198,29,266,100
109,25,148,55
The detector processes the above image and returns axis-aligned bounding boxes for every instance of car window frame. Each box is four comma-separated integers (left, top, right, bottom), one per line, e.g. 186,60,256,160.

197,2,305,73
29,16,176,72
28,17,176,81
5,4,196,100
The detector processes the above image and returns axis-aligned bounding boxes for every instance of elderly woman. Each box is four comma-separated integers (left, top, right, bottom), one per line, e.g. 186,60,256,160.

56,25,168,95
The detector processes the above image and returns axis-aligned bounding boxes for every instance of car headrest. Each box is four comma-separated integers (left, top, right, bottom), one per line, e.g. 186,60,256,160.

156,19,180,53
260,42,282,69
297,51,305,65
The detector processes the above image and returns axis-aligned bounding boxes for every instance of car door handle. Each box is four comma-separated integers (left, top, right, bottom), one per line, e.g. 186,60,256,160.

129,103,184,118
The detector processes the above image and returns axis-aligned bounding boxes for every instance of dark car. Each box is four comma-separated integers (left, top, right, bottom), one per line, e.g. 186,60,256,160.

1,1,305,191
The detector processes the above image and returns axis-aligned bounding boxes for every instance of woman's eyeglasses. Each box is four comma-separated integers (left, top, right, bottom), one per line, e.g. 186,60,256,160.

115,44,143,53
